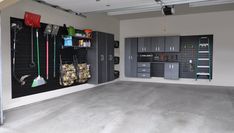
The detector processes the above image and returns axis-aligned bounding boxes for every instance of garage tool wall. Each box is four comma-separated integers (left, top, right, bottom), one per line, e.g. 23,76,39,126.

10,17,93,98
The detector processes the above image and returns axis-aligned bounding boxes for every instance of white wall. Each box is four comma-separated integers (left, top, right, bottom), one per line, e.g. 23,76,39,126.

0,0,119,110
120,10,234,87
0,12,4,124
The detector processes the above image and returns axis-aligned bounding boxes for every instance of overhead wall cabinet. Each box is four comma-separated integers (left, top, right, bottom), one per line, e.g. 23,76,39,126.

165,36,180,52
125,38,137,77
151,37,165,52
88,31,115,84
138,37,151,52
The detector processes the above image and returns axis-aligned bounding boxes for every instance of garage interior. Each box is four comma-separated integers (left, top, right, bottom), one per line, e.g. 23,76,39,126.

0,0,234,133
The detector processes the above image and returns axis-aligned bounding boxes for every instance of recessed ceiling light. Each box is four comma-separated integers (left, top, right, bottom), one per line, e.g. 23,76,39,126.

106,4,111,7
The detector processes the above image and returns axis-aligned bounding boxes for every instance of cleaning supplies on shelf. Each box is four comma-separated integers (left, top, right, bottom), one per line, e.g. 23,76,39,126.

77,40,91,47
63,36,73,47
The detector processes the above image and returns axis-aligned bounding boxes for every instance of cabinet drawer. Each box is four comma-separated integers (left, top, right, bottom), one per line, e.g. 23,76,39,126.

138,68,151,73
138,62,151,68
137,73,151,78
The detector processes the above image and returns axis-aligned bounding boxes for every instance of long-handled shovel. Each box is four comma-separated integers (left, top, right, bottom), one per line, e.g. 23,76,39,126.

51,25,60,78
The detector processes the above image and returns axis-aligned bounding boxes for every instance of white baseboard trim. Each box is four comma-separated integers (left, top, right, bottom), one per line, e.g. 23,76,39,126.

4,84,95,110
4,79,120,110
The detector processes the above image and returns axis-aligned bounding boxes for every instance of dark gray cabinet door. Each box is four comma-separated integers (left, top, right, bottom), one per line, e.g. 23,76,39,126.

164,63,171,79
165,36,180,52
106,33,115,81
144,37,151,52
151,37,164,52
171,63,179,79
125,38,132,77
130,38,138,77
98,32,107,83
138,37,145,52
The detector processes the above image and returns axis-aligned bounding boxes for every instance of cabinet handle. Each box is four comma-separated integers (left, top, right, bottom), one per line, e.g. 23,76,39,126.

169,64,171,69
170,46,171,51
109,55,113,61
158,47,160,51
100,55,105,61
129,56,131,60
172,64,174,69
131,56,133,60
173,47,175,51
143,74,146,77
142,69,146,72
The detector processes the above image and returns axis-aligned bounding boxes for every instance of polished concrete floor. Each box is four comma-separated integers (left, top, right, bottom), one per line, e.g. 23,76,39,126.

1,81,234,133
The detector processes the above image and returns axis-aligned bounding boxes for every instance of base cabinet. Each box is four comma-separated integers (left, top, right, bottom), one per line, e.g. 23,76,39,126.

164,63,179,79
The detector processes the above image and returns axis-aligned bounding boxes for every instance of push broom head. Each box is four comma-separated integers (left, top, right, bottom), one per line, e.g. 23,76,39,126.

31,76,46,87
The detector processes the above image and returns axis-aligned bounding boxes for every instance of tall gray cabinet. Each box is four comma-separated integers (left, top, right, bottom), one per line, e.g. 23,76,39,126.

125,38,137,77
88,31,115,84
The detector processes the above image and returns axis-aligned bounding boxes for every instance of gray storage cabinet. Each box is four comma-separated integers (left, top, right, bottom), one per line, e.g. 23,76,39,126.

165,36,180,52
151,37,165,52
88,32,115,84
138,37,151,52
125,38,137,77
164,62,179,79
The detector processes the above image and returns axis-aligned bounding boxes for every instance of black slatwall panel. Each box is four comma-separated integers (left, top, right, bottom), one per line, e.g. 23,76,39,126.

179,35,213,79
11,17,88,98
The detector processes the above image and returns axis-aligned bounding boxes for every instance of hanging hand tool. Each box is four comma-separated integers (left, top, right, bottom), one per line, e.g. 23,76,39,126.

51,25,60,78
44,24,52,80
11,22,30,86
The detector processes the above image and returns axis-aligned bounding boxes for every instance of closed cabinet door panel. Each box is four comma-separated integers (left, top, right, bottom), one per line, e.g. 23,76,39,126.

138,38,145,52
145,37,151,52
107,34,114,81
157,37,165,52
125,38,132,77
171,63,179,79
172,37,180,52
131,38,138,77
164,63,171,79
151,37,158,52
165,37,173,52
98,32,107,83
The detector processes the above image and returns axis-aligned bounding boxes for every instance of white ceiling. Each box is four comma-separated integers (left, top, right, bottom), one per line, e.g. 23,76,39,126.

42,0,234,15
